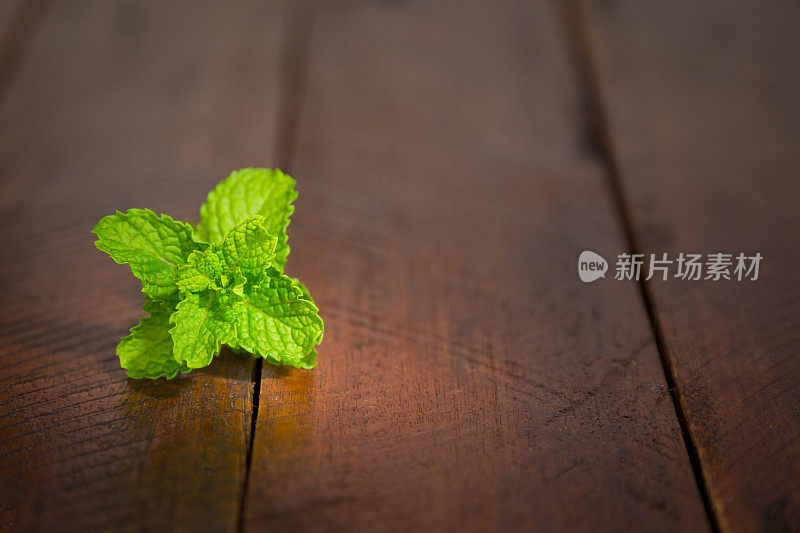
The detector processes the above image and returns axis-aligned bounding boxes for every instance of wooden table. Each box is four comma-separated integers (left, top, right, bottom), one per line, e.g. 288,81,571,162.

1,1,798,531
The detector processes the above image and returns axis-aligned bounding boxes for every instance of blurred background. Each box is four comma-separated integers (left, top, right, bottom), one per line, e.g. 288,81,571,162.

0,1,798,531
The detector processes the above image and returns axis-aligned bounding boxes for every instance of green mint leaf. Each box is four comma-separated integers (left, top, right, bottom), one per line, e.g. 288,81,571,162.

288,280,321,369
196,168,297,271
231,272,247,296
94,169,324,377
230,268,324,369
217,216,277,283
291,277,315,304
93,209,201,301
170,291,238,368
177,248,224,293
265,348,318,369
118,297,190,379
178,216,276,292
299,349,318,369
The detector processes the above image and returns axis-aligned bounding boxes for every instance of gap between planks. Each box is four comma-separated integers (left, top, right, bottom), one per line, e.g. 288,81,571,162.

236,1,318,531
556,1,721,532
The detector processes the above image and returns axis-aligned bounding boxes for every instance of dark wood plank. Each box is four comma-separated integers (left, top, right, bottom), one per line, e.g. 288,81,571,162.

0,1,18,36
0,0,47,101
243,1,709,530
0,1,288,529
579,0,800,530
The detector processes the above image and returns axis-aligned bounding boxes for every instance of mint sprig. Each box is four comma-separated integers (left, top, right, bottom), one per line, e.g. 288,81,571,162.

92,168,323,379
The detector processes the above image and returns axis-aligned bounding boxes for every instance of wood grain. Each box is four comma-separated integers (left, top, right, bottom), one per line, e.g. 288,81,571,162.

0,0,47,104
579,0,800,530
0,0,22,42
0,1,16,26
0,1,288,530
0,2,17,48
243,1,708,530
